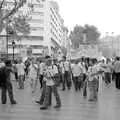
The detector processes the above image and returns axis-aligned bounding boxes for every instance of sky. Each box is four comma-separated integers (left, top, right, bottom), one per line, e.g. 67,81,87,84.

54,0,120,37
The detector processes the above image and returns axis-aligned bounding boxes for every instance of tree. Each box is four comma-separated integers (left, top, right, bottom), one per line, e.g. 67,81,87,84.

69,25,84,48
69,24,101,48
0,0,27,21
0,0,33,37
84,24,101,44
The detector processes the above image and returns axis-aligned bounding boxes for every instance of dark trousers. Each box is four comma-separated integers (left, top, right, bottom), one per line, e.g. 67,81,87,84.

73,76,82,91
39,83,52,105
115,73,120,89
104,72,111,85
62,71,71,90
43,85,61,107
1,82,15,104
39,75,43,88
18,75,24,89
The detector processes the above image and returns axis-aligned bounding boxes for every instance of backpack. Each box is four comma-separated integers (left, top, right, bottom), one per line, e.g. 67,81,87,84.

0,67,8,88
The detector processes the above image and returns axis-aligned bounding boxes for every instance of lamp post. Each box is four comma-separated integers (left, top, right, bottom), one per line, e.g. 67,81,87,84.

12,40,15,62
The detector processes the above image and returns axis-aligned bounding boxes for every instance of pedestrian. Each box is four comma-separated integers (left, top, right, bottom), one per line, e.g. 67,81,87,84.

38,60,45,89
0,60,17,105
87,59,99,101
114,57,120,89
72,60,83,91
61,56,71,91
40,56,61,110
28,58,38,93
16,59,25,89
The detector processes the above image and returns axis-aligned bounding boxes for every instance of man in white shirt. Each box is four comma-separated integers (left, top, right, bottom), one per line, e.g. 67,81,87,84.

104,59,113,85
0,59,5,68
72,60,83,91
16,59,25,89
40,56,61,110
38,61,45,88
61,56,71,91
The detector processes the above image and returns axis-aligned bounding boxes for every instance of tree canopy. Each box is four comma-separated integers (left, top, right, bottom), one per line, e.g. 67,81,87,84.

69,24,101,48
0,0,33,38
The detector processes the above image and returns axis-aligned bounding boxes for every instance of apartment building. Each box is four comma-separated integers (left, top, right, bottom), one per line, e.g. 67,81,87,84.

5,0,67,58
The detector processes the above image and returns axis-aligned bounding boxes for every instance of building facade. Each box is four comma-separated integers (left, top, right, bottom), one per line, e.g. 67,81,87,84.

5,0,67,58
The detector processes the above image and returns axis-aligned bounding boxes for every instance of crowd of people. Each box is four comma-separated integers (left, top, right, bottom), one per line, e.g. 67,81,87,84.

0,55,120,110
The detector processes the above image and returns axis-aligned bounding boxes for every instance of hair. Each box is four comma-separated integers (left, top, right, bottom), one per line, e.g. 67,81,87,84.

44,55,51,59
116,57,120,61
62,56,66,60
4,60,12,67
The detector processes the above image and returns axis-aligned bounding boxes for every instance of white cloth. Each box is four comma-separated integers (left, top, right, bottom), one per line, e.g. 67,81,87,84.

29,64,38,79
114,60,120,73
60,62,65,73
16,63,25,76
44,65,58,86
78,62,86,74
39,62,45,75
104,63,113,73
72,64,83,77
63,61,70,71
88,65,98,81
0,62,5,68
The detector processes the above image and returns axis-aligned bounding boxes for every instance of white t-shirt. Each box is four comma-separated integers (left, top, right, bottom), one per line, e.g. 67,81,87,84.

16,63,25,76
72,64,83,77
64,61,70,71
39,62,45,75
88,65,98,81
29,64,38,79
0,62,5,68
44,65,58,86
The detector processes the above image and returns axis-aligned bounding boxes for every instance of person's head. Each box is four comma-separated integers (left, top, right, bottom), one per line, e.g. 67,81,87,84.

5,60,12,67
106,58,110,63
116,57,119,61
89,59,93,66
19,59,23,63
44,55,52,66
62,56,66,61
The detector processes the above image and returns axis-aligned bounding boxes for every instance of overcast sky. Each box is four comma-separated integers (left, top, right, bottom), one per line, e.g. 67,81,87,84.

54,0,120,36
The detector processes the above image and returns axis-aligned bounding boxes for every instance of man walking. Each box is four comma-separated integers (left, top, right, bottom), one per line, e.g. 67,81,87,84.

114,57,120,89
0,60,17,105
40,56,61,110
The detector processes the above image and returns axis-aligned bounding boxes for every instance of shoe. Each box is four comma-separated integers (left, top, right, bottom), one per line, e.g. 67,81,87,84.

54,105,61,108
40,106,48,110
11,100,17,105
61,88,65,91
2,102,6,104
35,100,40,104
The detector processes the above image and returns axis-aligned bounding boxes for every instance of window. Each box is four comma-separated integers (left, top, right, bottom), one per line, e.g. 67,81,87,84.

31,27,44,31
33,4,44,8
32,11,44,16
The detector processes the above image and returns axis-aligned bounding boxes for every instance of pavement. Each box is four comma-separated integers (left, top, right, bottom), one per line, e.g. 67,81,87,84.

0,80,120,120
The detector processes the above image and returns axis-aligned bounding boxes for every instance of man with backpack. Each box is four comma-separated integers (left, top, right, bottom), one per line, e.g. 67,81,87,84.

40,56,61,110
0,60,17,105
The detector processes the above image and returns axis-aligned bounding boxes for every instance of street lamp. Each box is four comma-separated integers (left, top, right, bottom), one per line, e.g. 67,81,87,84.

12,40,15,62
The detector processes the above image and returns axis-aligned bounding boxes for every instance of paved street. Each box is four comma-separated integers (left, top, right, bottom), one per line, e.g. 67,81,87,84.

0,81,120,120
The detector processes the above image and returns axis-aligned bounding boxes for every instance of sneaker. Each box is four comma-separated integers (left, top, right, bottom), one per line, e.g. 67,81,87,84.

2,102,6,104
40,106,48,110
35,100,41,104
11,100,17,105
54,104,61,108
